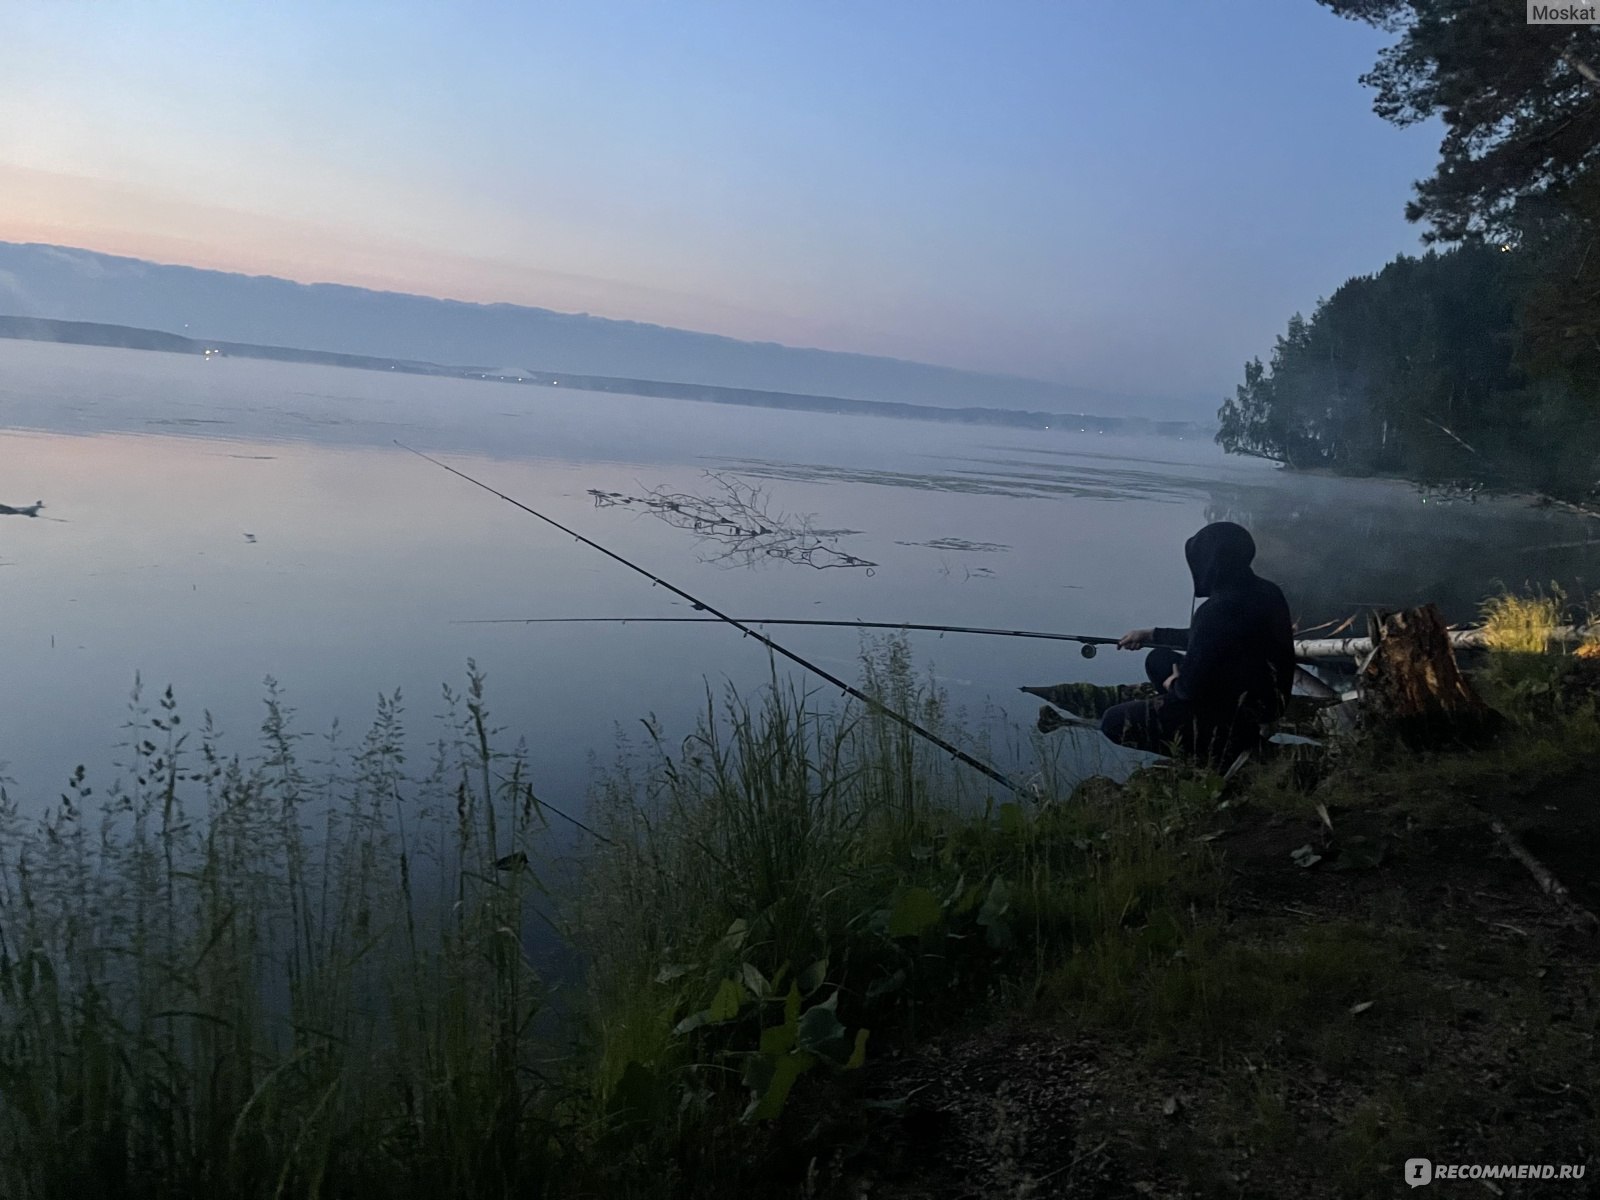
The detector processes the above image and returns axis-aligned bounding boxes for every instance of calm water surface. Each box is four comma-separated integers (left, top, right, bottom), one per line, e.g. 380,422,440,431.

4,340,1598,819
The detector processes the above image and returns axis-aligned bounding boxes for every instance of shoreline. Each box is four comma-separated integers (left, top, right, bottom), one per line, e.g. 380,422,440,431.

0,315,1211,440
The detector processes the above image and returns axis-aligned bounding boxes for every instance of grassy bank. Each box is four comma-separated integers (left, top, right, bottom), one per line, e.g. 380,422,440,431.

0,668,556,1199
2,621,1598,1198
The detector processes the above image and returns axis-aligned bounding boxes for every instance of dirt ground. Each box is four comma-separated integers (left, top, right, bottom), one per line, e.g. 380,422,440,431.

804,759,1600,1199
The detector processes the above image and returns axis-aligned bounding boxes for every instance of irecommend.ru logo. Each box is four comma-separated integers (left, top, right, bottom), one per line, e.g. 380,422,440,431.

1405,1157,1587,1185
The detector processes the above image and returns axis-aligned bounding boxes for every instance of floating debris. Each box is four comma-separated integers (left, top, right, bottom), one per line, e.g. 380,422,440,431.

588,471,876,570
0,500,44,518
896,537,1011,553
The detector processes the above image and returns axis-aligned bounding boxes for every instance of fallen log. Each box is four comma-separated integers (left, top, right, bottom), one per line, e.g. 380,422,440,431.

1294,624,1593,661
1486,817,1600,933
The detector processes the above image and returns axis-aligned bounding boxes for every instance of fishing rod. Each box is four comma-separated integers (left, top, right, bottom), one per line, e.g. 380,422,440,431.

456,616,1370,671
452,616,1116,657
397,442,1024,795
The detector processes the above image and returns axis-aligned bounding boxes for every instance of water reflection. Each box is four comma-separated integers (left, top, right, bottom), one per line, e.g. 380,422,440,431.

3,339,1598,818
723,456,1207,504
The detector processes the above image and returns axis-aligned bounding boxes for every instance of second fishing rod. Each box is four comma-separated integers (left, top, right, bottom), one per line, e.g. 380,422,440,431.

398,443,1025,796
453,616,1119,657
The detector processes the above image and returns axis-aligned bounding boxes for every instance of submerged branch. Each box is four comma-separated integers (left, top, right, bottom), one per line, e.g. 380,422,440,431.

588,471,876,570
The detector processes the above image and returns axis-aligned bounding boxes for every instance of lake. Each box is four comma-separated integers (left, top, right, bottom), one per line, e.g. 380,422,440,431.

4,338,1598,826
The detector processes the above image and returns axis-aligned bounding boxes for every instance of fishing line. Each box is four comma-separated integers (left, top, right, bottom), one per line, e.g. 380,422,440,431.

525,793,613,846
452,616,1116,654
397,442,1023,795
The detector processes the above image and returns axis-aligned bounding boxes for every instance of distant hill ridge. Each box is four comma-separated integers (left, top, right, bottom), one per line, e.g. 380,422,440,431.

0,240,1194,420
0,315,1206,436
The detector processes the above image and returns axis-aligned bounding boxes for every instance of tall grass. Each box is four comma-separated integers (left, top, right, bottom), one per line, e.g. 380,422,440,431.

573,649,954,1138
1475,586,1600,722
1480,588,1567,654
571,638,1225,1196
0,666,556,1200
0,636,1244,1199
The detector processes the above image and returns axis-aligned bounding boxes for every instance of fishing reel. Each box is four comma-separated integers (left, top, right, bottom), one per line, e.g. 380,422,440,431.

1080,643,1097,658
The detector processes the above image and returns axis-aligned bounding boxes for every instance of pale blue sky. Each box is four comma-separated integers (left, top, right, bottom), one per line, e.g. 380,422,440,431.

1,0,1437,407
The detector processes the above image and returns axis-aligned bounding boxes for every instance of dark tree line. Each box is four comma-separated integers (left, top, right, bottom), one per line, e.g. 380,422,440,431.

1219,1,1600,503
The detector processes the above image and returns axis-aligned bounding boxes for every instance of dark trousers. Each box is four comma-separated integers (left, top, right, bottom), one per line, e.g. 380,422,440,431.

1099,648,1258,765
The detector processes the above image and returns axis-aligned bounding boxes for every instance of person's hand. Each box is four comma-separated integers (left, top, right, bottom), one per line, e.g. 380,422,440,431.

1163,663,1180,691
1118,628,1155,650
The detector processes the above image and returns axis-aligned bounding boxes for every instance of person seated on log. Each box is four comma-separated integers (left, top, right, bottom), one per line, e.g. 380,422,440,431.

1101,521,1295,766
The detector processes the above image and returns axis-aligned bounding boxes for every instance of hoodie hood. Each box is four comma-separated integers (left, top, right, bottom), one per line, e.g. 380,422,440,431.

1184,522,1256,598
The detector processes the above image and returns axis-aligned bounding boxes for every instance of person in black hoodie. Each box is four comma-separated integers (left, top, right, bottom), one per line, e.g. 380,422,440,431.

1100,521,1295,765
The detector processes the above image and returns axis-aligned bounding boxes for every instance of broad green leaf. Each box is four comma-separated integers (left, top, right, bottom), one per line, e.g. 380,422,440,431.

744,1051,814,1122
719,918,750,954
998,802,1025,835
977,877,1012,928
845,1028,870,1070
760,984,801,1056
707,977,746,1023
887,886,943,938
796,995,847,1052
798,958,828,995
979,878,1015,950
760,1019,796,1057
672,1010,710,1036
741,962,769,998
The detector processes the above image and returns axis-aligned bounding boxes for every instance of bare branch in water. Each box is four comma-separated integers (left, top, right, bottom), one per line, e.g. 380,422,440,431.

587,471,877,570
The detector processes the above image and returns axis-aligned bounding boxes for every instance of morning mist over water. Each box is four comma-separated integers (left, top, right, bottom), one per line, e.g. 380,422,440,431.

11,5,1600,1192
4,337,1596,816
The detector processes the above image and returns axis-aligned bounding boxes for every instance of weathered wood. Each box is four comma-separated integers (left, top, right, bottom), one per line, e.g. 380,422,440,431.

1359,604,1502,747
1294,624,1592,661
1487,817,1600,933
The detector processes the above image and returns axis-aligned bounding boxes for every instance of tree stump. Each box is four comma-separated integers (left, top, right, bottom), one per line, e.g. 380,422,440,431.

1360,604,1503,747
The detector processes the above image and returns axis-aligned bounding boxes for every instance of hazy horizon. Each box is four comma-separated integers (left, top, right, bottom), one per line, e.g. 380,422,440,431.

2,1,1443,412
0,239,1205,420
